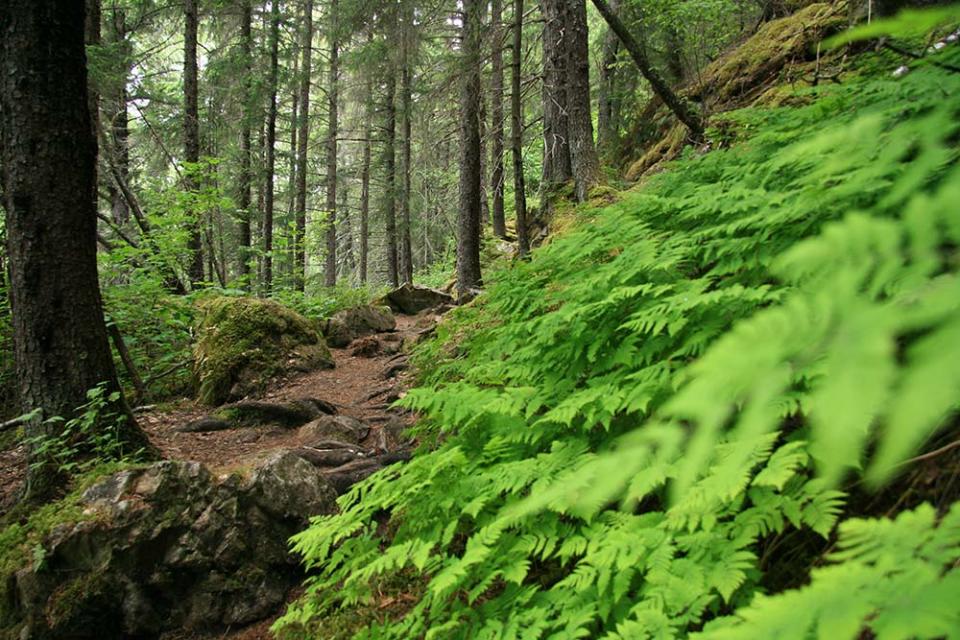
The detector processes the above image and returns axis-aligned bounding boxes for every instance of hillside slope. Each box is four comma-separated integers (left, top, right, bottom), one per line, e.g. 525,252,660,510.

277,20,960,640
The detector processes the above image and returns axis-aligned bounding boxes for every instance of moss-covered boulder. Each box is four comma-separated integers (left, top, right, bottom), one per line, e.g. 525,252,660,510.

193,296,333,406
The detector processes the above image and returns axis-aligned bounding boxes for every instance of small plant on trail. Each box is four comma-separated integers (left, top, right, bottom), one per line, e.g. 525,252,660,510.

25,384,145,475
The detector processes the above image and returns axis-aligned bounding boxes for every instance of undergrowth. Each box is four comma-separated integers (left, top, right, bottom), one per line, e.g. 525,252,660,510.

277,24,960,640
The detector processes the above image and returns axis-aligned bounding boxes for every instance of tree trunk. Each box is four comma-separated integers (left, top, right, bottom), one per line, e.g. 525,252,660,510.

287,51,300,279
85,0,101,216
263,0,281,294
590,0,703,141
511,0,530,255
456,0,483,297
324,0,339,287
399,6,415,285
563,0,602,202
359,77,372,284
596,0,621,155
490,0,508,238
184,0,205,286
0,0,155,501
103,8,131,226
238,0,254,289
540,0,572,190
383,65,400,288
295,0,313,291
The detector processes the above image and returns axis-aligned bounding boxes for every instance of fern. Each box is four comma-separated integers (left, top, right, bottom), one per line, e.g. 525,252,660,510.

275,37,960,640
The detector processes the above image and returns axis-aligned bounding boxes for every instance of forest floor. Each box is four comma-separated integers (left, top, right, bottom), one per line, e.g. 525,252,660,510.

0,311,434,639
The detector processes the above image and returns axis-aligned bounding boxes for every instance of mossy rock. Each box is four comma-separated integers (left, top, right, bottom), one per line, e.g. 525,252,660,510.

322,305,397,347
193,296,334,406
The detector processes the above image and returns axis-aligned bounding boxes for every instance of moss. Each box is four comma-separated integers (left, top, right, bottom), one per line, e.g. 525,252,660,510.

691,2,847,108
44,570,112,629
0,462,142,630
193,296,334,406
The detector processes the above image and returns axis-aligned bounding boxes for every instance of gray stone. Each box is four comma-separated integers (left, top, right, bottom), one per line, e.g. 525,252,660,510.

322,305,396,348
299,415,370,445
377,283,455,315
8,457,337,638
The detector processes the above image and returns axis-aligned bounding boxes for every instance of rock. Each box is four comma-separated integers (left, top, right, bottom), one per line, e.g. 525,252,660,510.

213,398,333,428
377,283,455,315
295,446,366,468
377,416,413,452
299,415,369,445
193,296,334,406
8,457,337,638
243,452,338,520
322,305,396,348
349,335,382,357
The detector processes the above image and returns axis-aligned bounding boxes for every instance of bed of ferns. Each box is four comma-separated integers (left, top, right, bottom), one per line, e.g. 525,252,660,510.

275,24,960,640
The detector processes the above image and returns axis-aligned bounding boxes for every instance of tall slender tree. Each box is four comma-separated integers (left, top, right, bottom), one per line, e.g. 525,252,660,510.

262,0,281,293
596,0,621,155
383,68,400,288
324,0,340,287
1,0,154,500
295,0,314,290
490,0,508,238
184,0,205,285
456,0,483,296
511,0,530,255
399,3,415,284
359,77,372,284
237,0,254,288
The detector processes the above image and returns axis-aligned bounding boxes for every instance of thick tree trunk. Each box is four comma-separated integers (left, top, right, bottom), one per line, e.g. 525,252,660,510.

596,0,621,155
540,0,572,190
85,0,101,215
263,0,281,294
590,0,704,141
184,0,205,286
324,0,339,287
490,0,508,238
0,0,155,501
456,0,483,296
511,0,530,255
563,0,602,202
238,0,254,288
295,0,313,291
383,70,400,288
399,6,415,285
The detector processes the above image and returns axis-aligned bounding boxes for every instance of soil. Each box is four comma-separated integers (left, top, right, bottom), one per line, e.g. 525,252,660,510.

0,310,438,639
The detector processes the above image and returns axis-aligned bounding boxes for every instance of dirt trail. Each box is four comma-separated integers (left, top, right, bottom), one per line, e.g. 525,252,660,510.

139,313,424,474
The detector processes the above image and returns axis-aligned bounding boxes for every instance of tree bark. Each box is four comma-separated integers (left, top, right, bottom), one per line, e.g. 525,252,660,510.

399,5,415,285
563,0,602,202
383,59,400,288
490,0,508,238
596,0,620,155
263,0,281,294
324,0,339,287
184,0,205,286
295,0,313,291
540,0,572,190
359,71,372,284
0,0,155,500
456,0,483,296
511,0,530,255
238,0,254,289
590,0,704,141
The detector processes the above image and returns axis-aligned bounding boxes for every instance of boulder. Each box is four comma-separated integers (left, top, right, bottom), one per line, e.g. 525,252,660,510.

377,284,455,315
299,415,370,446
322,305,395,348
193,297,334,406
5,455,337,638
